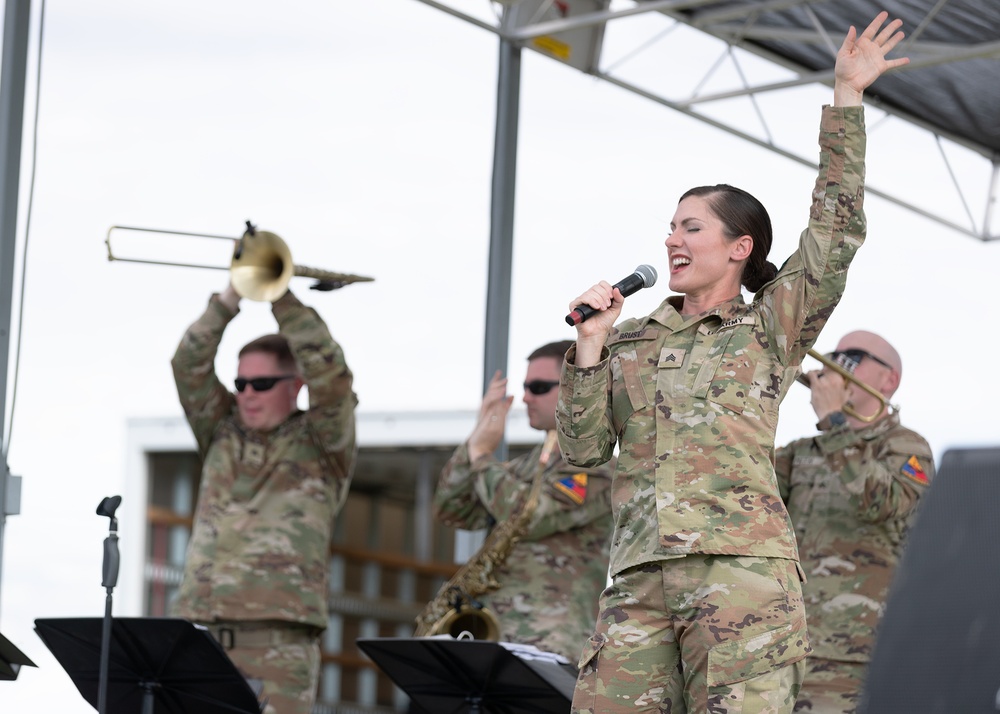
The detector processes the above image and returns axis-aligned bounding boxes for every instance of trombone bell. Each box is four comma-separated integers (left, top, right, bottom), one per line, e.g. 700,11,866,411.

230,230,295,302
796,349,889,423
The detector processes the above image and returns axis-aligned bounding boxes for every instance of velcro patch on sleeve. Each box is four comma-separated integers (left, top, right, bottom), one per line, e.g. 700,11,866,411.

554,473,588,504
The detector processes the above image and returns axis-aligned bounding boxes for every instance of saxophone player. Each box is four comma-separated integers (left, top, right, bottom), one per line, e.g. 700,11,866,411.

431,340,614,661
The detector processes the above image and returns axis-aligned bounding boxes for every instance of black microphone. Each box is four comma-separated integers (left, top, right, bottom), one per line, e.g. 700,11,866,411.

565,264,658,326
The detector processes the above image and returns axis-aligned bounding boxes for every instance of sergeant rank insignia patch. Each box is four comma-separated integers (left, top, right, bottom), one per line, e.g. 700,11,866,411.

901,455,929,485
554,473,588,504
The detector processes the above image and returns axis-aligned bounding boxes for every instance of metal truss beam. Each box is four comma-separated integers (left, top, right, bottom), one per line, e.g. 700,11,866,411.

410,0,1000,241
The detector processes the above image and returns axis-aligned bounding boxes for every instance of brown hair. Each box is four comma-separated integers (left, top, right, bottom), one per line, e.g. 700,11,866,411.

239,334,297,373
527,340,575,361
679,184,778,293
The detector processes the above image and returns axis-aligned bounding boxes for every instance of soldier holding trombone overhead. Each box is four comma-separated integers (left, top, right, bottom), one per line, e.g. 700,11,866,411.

171,272,357,714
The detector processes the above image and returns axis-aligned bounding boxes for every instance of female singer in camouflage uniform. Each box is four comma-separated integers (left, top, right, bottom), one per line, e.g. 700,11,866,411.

556,13,909,714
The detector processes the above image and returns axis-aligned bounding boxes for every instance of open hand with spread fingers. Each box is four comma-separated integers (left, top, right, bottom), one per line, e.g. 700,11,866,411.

835,11,911,106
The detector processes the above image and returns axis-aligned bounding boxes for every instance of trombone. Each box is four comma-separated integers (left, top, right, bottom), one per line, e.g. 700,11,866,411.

796,349,891,423
106,222,374,302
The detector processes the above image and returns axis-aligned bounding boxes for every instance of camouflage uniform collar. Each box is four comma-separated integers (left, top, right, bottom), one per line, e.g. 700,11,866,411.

650,293,749,330
232,409,306,440
814,410,899,455
857,409,900,440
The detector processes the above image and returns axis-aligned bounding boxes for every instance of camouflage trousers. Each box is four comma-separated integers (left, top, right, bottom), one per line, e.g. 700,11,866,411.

793,658,865,714
200,620,322,714
572,556,810,714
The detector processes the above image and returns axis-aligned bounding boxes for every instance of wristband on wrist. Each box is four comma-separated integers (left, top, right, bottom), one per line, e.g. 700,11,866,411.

817,410,847,431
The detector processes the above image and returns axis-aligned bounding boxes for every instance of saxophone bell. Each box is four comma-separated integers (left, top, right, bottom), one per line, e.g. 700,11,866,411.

421,587,502,640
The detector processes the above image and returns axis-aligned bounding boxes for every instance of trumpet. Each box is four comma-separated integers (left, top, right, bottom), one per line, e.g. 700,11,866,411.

106,222,374,302
796,349,890,423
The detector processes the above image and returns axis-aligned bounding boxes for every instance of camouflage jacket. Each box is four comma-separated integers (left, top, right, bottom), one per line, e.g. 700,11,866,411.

171,290,357,630
434,441,614,661
557,106,867,578
775,412,934,662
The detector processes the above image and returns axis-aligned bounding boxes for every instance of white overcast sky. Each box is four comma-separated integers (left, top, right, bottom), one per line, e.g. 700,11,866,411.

0,1,997,710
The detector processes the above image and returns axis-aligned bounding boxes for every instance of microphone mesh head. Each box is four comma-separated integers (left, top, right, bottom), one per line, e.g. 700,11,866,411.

635,264,658,288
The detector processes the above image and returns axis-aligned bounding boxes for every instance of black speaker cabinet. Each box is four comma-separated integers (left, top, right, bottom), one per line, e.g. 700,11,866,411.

860,447,1000,714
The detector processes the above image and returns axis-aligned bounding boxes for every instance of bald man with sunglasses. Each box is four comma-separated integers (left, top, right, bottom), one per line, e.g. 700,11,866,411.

171,283,357,714
775,330,934,714
430,340,614,661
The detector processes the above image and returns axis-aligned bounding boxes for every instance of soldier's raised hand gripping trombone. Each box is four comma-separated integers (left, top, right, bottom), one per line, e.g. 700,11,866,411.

556,13,909,714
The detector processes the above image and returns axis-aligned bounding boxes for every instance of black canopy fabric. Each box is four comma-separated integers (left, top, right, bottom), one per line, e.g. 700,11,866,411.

34,618,262,714
668,0,1000,157
0,630,36,681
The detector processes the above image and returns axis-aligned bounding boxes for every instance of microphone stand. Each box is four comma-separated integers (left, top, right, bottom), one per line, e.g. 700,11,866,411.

96,495,122,714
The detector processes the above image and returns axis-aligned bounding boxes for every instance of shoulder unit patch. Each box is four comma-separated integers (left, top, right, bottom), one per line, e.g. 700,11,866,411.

554,473,588,504
901,455,929,485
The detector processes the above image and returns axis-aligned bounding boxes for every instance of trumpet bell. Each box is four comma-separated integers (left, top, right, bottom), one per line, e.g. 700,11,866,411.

230,230,294,302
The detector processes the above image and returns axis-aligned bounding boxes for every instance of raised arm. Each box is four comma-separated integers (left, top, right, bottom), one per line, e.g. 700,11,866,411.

272,290,357,486
434,372,515,528
171,286,239,455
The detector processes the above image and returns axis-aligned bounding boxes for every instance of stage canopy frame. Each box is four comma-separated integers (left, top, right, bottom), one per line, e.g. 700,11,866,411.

416,0,1000,241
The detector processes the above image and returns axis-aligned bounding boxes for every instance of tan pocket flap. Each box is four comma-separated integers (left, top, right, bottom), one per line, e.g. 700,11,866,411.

707,620,810,687
577,631,606,670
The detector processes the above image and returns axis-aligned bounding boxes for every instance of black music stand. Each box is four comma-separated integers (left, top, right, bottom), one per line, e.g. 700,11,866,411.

0,630,36,680
357,637,577,714
34,617,263,714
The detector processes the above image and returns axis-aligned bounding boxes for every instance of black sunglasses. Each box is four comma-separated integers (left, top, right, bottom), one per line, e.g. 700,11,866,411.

234,375,296,393
524,380,560,395
828,349,891,374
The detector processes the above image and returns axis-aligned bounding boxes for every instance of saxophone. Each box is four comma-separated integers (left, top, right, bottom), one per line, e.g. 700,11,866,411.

413,430,559,640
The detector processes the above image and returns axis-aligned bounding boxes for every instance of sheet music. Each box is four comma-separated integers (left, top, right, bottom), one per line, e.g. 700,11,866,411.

499,642,578,701
498,641,570,664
